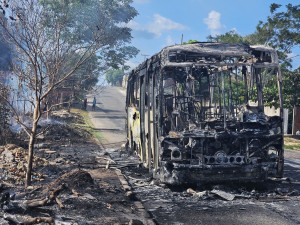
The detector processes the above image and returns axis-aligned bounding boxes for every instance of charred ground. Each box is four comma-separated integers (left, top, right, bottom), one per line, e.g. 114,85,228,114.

0,110,148,225
110,146,300,225
1,105,300,225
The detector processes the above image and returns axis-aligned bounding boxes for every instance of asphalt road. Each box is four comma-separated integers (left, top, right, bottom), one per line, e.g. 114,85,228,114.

88,86,300,225
87,86,127,148
284,149,300,183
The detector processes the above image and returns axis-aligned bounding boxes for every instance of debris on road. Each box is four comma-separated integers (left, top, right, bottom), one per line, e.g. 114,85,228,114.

211,189,235,201
187,188,207,198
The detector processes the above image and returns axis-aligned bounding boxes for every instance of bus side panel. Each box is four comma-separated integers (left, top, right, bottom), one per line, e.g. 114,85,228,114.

128,107,142,157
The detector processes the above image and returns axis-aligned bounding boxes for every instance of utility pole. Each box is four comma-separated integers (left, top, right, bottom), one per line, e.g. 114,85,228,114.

181,33,183,45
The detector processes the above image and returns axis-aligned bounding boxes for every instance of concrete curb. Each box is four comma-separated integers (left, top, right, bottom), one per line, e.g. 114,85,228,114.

93,137,156,225
115,169,156,225
93,136,105,151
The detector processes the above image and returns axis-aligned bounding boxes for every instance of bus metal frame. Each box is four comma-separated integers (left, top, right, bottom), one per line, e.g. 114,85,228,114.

126,42,284,185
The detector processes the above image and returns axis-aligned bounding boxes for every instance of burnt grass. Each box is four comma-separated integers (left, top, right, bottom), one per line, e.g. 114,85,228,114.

0,110,142,225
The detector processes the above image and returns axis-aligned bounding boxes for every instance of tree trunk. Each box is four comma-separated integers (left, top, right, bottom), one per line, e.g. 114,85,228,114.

25,105,39,187
25,134,35,187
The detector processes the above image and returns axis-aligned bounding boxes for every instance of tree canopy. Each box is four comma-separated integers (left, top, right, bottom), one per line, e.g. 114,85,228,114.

105,69,124,86
207,30,245,44
40,0,139,69
254,3,299,52
183,40,198,44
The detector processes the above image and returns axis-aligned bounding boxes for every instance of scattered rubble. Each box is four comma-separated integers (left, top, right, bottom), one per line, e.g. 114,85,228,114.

0,212,54,225
211,189,235,201
41,169,94,196
51,109,82,123
0,144,49,185
187,188,207,198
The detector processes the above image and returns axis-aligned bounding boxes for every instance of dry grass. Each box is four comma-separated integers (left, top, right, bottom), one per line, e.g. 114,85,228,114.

70,108,104,142
284,137,300,151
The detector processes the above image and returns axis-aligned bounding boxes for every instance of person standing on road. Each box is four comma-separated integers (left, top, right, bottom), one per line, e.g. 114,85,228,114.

92,97,96,111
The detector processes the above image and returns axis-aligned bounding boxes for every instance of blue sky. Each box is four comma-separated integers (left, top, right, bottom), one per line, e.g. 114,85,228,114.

125,0,300,69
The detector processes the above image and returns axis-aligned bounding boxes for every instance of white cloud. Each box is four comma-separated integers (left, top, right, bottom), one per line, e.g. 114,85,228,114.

148,14,187,37
166,35,175,46
204,10,225,35
126,14,188,39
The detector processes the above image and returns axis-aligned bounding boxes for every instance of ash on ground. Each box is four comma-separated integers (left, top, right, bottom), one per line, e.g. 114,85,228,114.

0,110,145,225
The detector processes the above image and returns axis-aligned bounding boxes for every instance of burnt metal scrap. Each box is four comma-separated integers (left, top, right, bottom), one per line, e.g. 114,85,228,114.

126,42,284,185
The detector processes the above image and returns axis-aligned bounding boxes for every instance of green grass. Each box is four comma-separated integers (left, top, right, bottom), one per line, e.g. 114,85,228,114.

71,108,104,143
284,144,300,151
284,137,300,151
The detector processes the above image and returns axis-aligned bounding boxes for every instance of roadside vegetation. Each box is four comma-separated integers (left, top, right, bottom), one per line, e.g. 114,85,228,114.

71,108,104,143
105,69,125,86
284,137,300,151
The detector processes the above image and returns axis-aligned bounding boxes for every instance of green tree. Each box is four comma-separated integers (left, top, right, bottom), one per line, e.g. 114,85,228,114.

0,0,138,187
41,0,139,101
205,3,299,64
205,3,300,112
207,30,245,43
263,67,300,109
59,54,100,90
253,3,299,52
105,69,124,86
40,0,139,68
245,3,299,64
183,40,198,44
248,3,300,110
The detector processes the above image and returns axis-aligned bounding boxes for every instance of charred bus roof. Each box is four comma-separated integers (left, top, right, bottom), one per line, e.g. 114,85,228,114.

130,42,279,76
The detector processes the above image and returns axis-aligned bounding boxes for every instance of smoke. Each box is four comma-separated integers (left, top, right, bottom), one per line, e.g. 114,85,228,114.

0,38,11,71
10,116,65,133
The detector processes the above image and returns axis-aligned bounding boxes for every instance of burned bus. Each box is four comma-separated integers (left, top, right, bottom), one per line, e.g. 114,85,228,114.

125,42,284,185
